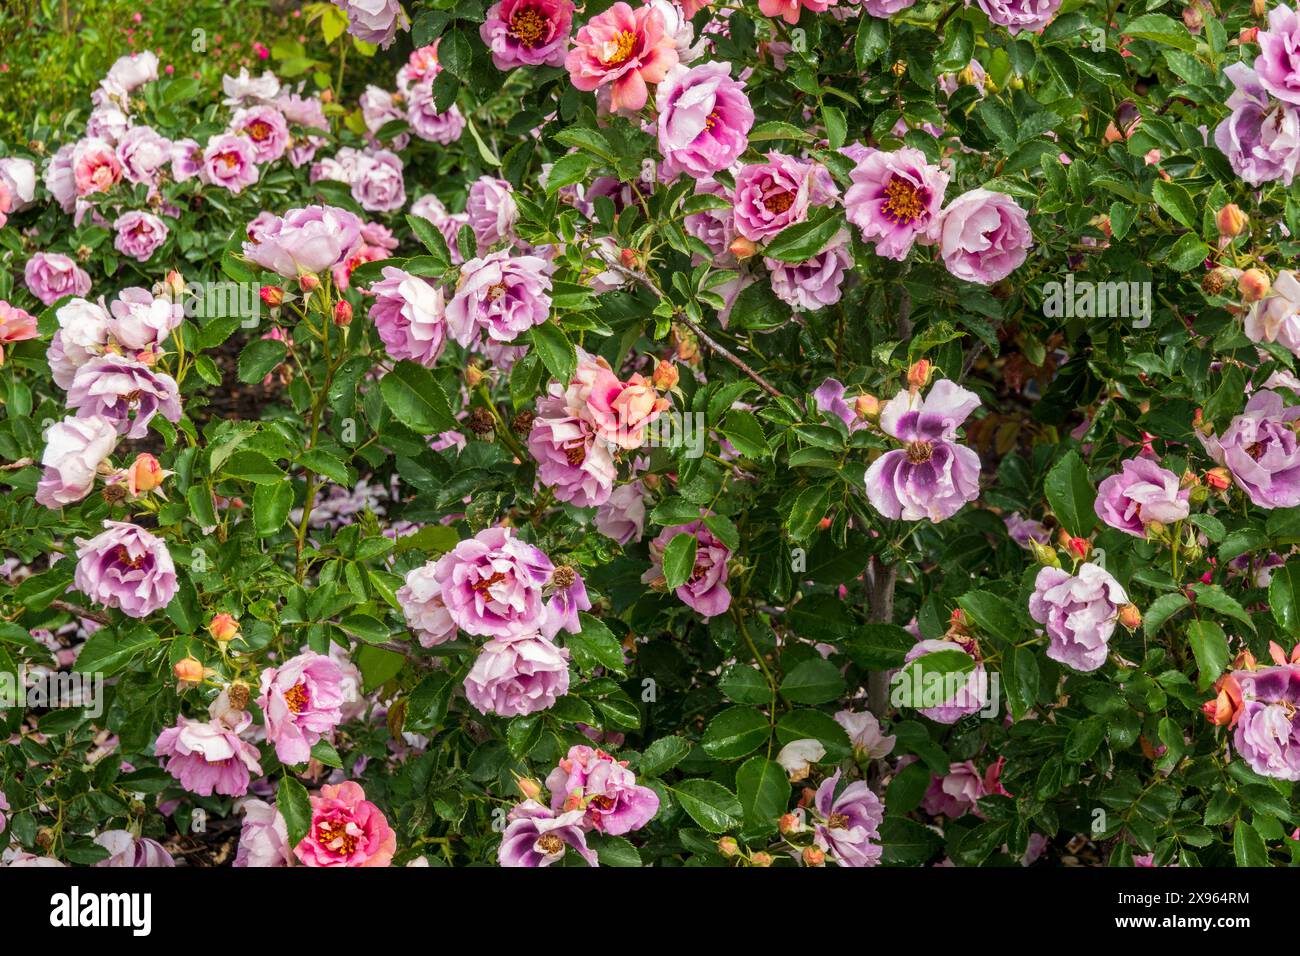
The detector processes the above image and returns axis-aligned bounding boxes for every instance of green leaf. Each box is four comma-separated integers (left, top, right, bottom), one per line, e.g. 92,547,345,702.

527,322,576,384
310,740,343,769
719,664,772,704
775,709,852,761
253,481,294,536
1044,450,1096,537
701,705,771,760
1151,180,1199,231
74,626,159,676
893,649,976,710
639,736,691,777
1232,820,1268,867
662,532,698,590
669,779,743,833
779,658,846,705
566,612,626,675
1189,583,1255,633
277,776,313,848
1187,620,1230,690
735,756,789,830
1143,592,1190,633
380,360,456,434
237,338,287,385
761,208,844,263
1270,561,1300,638
589,834,642,866
957,591,1023,644
854,16,889,69
338,614,391,645
1124,13,1199,52
406,213,452,266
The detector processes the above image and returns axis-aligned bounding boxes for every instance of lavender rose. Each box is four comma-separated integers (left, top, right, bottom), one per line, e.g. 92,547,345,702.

655,61,754,179
73,520,178,618
1028,563,1128,673
35,415,118,509
1095,457,1190,537
1232,665,1300,780
431,526,554,638
643,519,732,618
113,210,169,262
930,188,1033,285
904,638,990,723
1246,269,1300,357
369,266,447,366
497,800,597,867
974,0,1062,35
200,133,260,194
1214,64,1300,187
1255,4,1300,106
464,633,571,717
480,0,574,70
812,770,884,867
528,387,617,507
258,650,346,765
732,151,838,242
67,355,181,439
1208,389,1300,509
844,147,949,260
466,176,518,248
765,231,852,311
332,0,410,49
25,252,92,307
545,745,660,835
445,251,552,349
243,204,363,277
396,563,459,647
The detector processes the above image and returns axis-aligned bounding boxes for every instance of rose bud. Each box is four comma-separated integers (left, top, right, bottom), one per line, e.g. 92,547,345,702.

515,776,543,801
1239,268,1270,302
652,359,679,391
619,247,640,269
750,851,774,867
728,236,758,260
906,358,933,391
801,846,826,867
779,812,803,836
1066,536,1091,561
1216,204,1248,238
298,273,321,293
854,393,880,420
333,299,353,326
1029,537,1062,569
1241,26,1259,43
1253,0,1267,15
717,836,740,857
163,270,186,299
1118,603,1142,630
465,364,485,388
208,612,240,643
127,453,165,496
1202,673,1244,727
1204,467,1232,491
259,285,285,307
173,656,205,686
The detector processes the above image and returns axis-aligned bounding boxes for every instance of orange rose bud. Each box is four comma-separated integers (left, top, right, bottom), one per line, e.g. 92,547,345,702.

1202,673,1244,727
208,613,240,643
728,236,757,260
717,836,740,857
750,851,774,867
619,247,639,269
652,359,679,391
1066,536,1090,561
259,285,285,307
1239,268,1270,302
515,776,543,801
163,270,186,299
173,656,204,685
127,453,164,496
1118,603,1142,630
907,359,933,391
298,273,321,292
778,812,803,836
1204,467,1232,491
333,300,353,326
801,846,826,867
855,393,880,420
1216,203,1248,238
1241,26,1259,43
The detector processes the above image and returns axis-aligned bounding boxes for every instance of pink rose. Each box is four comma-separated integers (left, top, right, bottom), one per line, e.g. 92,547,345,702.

295,781,396,867
565,1,680,112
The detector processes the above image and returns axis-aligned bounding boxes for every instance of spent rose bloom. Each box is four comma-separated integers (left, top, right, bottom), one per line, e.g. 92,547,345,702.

481,0,574,69
74,520,178,618
844,147,949,260
835,710,897,759
866,379,981,522
595,481,648,544
397,562,459,647
1207,389,1300,509
1255,4,1300,106
464,633,571,717
1215,64,1300,187
732,152,838,242
93,830,174,868
498,800,597,866
904,638,990,723
1005,512,1051,549
67,355,181,439
655,61,754,178
154,703,263,797
930,188,1033,284
974,0,1061,34
565,1,680,112
445,251,552,348
1029,563,1129,673
432,526,555,637
234,799,294,867
643,519,732,617
369,266,448,366
1231,665,1300,780
295,781,397,867
243,204,364,277
812,770,884,867
1095,457,1190,537
545,745,660,834
258,651,346,766
466,176,518,247
25,252,92,306
777,738,826,781
921,760,1005,819
113,210,169,262
529,386,617,507
1247,269,1300,358
106,50,158,92
230,104,291,163
35,415,118,509
200,133,261,194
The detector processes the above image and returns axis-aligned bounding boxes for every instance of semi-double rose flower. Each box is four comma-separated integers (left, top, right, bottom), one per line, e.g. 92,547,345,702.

655,61,753,178
234,799,293,867
545,745,660,834
564,350,670,450
351,149,406,213
230,104,291,163
397,563,459,647
1246,269,1300,357
35,415,118,509
643,519,732,617
115,126,172,186
1215,64,1300,187
258,651,346,766
430,526,555,637
1255,4,1300,106
1095,457,1190,537
243,204,364,277
974,0,1061,34
1231,664,1300,780
200,133,260,194
498,800,597,866
466,176,518,248
24,252,92,306
903,638,989,723
528,386,618,507
113,210,169,262
845,147,949,261
464,633,571,716
295,781,396,866
67,355,181,439
74,520,178,618
930,188,1033,284
445,251,552,348
481,0,574,69
765,231,853,311
733,152,838,242
1028,562,1128,672
154,696,263,798
812,770,884,867
565,1,679,112
1206,389,1300,509
107,287,181,351
93,831,175,868
72,137,122,196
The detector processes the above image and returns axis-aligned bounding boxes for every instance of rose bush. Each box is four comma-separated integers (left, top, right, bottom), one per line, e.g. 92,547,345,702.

0,0,1296,870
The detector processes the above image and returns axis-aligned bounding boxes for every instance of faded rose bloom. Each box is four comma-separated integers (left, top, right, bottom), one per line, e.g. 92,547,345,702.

930,188,1033,284
1029,563,1128,673
105,50,159,92
758,0,835,25
230,105,291,163
595,481,648,544
482,0,573,69
107,287,181,351
406,78,465,144
221,67,282,106
200,133,260,194
35,415,118,509
498,800,597,867
777,738,826,781
1209,390,1300,509
445,251,552,348
332,0,410,49
397,562,459,647
844,147,949,260
295,781,396,867
643,519,732,617
351,149,406,213
115,126,172,186
733,152,838,242
25,252,92,306
865,379,982,522
564,349,669,449
464,633,571,717
974,0,1061,34
234,799,294,867
431,526,554,637
49,297,110,388
67,355,181,439
565,1,679,112
1231,665,1300,780
74,520,178,618
545,745,659,834
835,710,896,759
1255,4,1300,106
72,138,123,196
1095,457,1190,537
540,566,591,640
154,700,262,797
1247,269,1300,358
812,770,884,867
1005,512,1051,548
466,177,518,248
655,61,753,178
113,210,169,262
243,205,364,277
529,386,617,507
765,231,852,311
1215,64,1300,187
369,267,447,366
258,651,346,766
904,638,989,723
94,830,175,867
